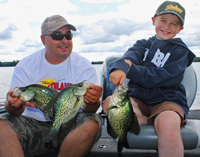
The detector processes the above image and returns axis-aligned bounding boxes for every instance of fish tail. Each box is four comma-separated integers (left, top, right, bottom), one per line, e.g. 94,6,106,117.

42,130,52,143
117,144,123,153
117,139,123,152
117,136,129,152
42,128,59,147
51,132,59,147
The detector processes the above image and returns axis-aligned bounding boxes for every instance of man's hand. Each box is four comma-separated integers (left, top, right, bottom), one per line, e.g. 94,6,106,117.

4,88,35,115
7,89,35,108
84,84,102,104
84,84,103,113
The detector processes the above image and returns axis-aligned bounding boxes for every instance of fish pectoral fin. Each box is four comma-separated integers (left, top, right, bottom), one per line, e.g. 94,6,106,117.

73,99,80,109
73,96,84,109
106,117,118,139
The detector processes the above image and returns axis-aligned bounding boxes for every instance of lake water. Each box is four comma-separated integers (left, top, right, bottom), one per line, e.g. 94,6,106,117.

0,63,200,109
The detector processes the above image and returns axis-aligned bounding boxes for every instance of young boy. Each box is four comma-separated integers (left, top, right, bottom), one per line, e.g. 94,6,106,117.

103,1,196,157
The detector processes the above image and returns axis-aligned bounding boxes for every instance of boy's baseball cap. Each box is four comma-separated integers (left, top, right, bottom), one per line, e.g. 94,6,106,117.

154,1,185,26
41,15,76,35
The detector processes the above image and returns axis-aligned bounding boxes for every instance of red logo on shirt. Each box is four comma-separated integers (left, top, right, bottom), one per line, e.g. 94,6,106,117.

48,82,72,90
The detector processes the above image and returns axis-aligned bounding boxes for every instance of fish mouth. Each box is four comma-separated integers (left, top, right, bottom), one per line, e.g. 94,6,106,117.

83,80,91,88
117,83,128,93
11,87,21,97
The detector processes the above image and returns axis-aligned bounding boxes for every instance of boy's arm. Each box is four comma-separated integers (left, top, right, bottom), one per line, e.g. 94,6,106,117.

126,48,189,88
109,39,147,79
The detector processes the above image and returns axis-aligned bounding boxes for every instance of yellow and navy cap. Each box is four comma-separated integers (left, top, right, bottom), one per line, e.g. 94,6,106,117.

154,1,185,26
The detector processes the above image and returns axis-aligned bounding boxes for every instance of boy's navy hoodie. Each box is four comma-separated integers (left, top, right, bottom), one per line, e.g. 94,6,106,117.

109,36,196,118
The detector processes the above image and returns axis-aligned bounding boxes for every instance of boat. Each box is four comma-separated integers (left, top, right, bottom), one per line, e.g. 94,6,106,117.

1,55,200,157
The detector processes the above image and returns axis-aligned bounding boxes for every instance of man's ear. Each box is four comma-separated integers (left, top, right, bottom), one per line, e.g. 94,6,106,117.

151,17,156,26
41,35,46,45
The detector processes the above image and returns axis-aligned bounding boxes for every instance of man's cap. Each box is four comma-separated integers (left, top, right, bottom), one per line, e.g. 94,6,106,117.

154,1,185,26
41,15,76,35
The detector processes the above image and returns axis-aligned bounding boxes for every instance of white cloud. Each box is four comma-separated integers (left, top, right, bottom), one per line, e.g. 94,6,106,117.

0,0,200,62
80,0,124,3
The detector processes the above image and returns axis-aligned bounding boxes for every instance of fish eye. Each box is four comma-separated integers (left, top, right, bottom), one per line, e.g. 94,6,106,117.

78,83,82,87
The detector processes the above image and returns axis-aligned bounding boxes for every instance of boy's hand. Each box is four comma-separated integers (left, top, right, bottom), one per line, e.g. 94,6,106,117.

124,59,132,67
109,59,132,86
109,69,126,86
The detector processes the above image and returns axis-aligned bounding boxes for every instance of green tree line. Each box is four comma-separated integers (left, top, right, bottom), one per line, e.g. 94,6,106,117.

0,57,200,67
0,60,19,67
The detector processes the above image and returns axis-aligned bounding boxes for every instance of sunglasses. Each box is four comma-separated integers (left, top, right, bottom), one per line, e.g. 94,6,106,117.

44,31,73,41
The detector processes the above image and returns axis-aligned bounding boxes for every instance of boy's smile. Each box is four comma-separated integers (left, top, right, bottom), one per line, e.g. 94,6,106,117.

152,13,183,40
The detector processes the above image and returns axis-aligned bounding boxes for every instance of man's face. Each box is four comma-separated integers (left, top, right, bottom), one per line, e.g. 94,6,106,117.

152,13,183,40
41,26,73,64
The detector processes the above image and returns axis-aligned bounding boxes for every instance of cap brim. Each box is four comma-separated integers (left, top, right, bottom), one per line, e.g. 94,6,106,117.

155,11,184,26
48,22,76,32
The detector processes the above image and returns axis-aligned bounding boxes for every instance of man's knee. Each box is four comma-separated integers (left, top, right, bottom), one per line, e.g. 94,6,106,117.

0,119,19,140
0,119,11,131
83,120,99,134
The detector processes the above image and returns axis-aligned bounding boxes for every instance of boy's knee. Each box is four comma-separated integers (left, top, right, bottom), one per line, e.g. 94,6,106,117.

155,110,181,132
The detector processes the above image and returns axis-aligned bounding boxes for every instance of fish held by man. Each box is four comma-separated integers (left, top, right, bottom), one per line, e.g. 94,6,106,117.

11,84,58,119
107,83,140,152
42,80,91,147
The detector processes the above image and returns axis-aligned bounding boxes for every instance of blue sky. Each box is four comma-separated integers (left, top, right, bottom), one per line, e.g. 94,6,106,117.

0,0,200,61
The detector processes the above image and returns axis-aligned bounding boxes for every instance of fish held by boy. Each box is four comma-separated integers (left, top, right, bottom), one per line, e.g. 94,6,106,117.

107,83,140,152
11,84,58,119
42,80,91,147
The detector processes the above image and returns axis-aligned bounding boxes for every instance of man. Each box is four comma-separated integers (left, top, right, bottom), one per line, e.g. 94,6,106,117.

0,15,102,157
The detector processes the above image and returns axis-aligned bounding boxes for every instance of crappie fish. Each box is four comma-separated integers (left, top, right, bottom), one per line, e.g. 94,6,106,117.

43,80,91,147
107,83,140,152
12,84,58,119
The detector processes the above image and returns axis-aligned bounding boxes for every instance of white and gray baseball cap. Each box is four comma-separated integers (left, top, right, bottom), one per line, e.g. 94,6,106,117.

41,15,76,35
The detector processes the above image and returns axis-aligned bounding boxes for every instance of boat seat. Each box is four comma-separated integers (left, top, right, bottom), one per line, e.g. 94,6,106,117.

100,55,200,150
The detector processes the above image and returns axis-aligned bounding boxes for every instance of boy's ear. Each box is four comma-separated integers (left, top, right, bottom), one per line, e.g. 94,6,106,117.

178,26,184,33
151,17,156,26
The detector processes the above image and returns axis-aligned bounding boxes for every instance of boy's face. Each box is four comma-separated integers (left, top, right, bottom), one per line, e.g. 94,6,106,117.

152,13,183,40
